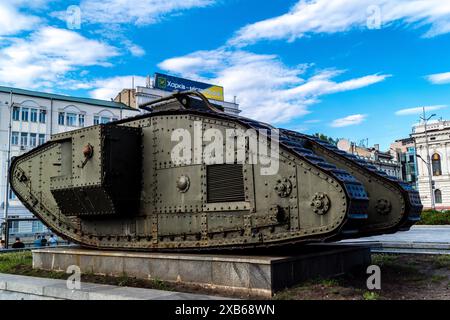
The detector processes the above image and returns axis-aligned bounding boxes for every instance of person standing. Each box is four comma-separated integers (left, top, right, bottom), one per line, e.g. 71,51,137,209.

12,237,25,249
48,234,58,246
40,235,48,247
34,235,42,248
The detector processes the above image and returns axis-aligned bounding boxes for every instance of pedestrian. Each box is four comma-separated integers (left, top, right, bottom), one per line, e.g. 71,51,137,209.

41,235,48,247
0,239,5,249
48,234,58,246
34,235,42,248
11,237,25,249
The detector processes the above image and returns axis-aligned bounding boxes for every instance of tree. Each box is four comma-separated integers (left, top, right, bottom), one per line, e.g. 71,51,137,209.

313,133,340,146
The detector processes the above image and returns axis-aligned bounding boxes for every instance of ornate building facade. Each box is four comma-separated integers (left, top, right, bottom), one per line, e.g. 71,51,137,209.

411,120,450,209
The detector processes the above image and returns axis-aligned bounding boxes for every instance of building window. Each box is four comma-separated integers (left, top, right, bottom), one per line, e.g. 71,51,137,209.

101,116,110,124
32,220,45,233
11,132,19,145
9,188,17,200
9,221,19,234
66,113,77,126
22,108,29,121
435,189,442,204
39,110,46,123
12,107,20,121
30,133,37,147
79,114,85,127
30,109,38,122
38,134,45,145
58,112,65,125
94,115,115,125
20,133,28,146
432,153,442,176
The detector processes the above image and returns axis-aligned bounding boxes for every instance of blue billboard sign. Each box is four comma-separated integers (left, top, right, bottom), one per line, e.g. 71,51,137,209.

154,73,224,101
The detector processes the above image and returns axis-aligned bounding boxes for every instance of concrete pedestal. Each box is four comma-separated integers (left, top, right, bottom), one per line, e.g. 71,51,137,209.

33,244,370,297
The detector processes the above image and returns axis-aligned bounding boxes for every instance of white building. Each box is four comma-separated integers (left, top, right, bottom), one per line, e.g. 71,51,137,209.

411,120,450,209
0,86,139,237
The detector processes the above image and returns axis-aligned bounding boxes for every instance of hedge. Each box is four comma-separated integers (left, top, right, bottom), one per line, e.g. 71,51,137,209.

417,210,450,225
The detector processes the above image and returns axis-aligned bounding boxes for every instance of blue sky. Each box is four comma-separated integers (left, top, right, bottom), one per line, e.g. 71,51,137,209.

2,0,450,150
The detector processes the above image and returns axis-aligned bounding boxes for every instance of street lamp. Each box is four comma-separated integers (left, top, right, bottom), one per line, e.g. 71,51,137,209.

419,107,436,210
3,92,13,248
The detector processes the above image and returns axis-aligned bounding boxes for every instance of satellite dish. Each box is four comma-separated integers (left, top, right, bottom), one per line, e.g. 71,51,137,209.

337,139,351,152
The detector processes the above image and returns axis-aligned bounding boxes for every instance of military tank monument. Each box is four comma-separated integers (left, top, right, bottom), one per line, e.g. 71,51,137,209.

9,91,423,296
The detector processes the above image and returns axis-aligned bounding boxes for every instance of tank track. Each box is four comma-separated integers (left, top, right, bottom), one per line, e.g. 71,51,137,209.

279,130,422,234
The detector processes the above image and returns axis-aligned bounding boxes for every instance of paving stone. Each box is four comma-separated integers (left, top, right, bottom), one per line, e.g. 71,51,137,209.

0,273,227,300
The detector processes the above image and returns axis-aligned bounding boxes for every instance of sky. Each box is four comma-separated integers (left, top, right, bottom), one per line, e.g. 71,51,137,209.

1,0,450,150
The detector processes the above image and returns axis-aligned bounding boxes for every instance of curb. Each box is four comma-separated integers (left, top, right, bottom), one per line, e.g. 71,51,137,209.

0,273,229,300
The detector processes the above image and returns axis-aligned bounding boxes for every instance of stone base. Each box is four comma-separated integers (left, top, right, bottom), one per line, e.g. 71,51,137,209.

32,244,371,297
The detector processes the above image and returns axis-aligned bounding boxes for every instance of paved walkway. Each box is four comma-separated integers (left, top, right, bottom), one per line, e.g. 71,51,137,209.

0,273,229,300
340,225,450,254
342,225,450,243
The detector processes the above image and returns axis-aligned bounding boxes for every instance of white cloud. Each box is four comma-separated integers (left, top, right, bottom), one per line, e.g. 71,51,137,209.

395,105,447,116
230,0,450,46
0,2,40,36
0,27,119,89
128,43,146,57
331,114,367,128
426,72,450,85
50,0,215,60
56,0,215,25
87,76,147,100
159,48,389,124
279,71,390,99
119,39,146,57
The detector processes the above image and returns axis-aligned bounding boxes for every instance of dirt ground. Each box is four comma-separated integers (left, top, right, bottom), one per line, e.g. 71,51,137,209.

273,254,450,300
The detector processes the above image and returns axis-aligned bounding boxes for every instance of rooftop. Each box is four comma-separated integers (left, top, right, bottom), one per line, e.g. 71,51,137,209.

0,85,135,110
412,119,450,134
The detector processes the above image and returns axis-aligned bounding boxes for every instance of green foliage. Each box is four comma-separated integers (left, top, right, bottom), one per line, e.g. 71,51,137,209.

430,275,448,283
0,251,32,273
363,291,380,300
313,133,339,146
371,254,397,266
316,278,340,287
431,255,450,269
417,210,450,225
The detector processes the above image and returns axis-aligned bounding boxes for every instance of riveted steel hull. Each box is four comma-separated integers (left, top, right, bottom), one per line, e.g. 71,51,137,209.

9,94,421,251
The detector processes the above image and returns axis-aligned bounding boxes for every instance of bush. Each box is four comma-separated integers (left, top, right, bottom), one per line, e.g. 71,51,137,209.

417,210,450,225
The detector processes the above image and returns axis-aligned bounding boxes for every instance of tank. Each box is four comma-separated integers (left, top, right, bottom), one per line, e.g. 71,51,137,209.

9,91,422,251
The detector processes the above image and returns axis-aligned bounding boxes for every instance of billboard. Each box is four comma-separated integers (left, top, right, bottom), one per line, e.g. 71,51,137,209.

154,73,224,101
